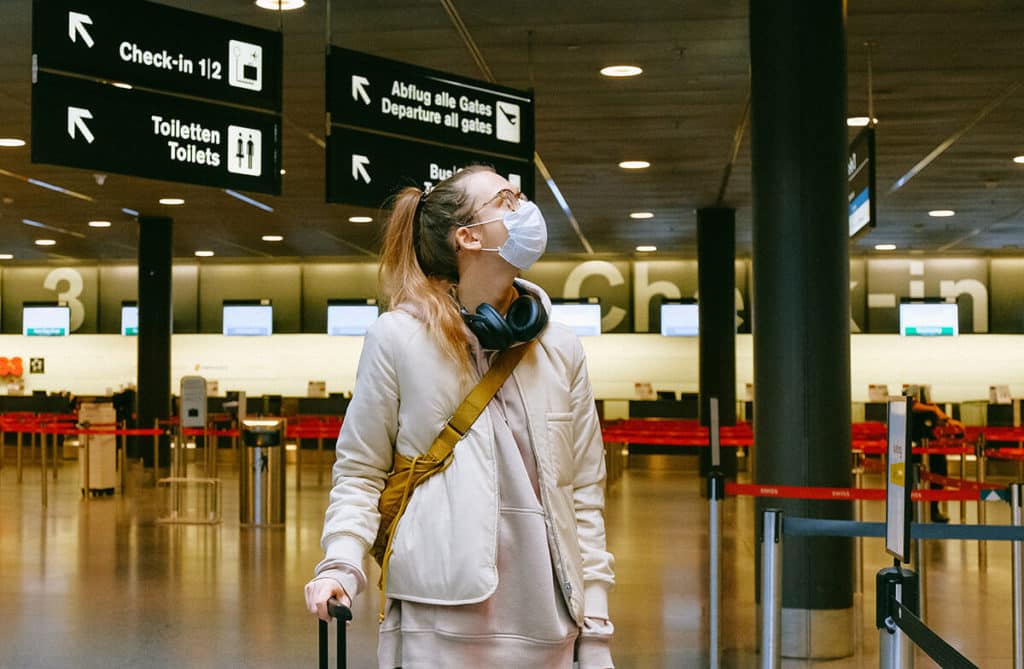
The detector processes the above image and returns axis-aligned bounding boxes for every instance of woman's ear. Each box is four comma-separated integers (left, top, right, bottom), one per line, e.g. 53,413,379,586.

453,225,483,252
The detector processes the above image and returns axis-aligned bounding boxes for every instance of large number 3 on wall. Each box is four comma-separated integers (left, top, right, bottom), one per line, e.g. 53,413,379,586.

43,268,85,332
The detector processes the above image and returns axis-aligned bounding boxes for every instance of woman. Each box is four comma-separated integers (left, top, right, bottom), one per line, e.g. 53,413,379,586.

304,165,615,668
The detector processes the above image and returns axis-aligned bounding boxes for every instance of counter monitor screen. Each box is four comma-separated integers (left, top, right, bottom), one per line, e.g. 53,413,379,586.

327,301,379,336
223,302,273,336
550,300,601,337
899,301,958,337
23,304,70,336
660,302,699,337
121,302,138,336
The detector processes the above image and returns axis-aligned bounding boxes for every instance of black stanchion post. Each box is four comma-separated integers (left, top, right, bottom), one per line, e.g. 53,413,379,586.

877,566,918,669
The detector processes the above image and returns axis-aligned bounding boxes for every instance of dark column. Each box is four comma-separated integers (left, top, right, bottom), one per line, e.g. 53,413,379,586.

697,207,737,478
750,0,853,659
137,216,173,469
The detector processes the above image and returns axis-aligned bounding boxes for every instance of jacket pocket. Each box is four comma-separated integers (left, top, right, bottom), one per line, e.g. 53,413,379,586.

545,412,574,486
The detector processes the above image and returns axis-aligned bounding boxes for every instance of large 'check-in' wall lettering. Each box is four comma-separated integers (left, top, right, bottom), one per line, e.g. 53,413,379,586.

0,256,1020,334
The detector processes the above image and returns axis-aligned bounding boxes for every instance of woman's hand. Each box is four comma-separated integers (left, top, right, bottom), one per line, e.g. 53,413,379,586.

304,577,352,622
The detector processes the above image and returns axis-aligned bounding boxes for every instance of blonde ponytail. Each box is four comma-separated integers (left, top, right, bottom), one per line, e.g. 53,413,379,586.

379,166,494,373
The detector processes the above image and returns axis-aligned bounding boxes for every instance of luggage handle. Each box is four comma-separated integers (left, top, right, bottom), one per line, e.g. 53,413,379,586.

317,598,353,669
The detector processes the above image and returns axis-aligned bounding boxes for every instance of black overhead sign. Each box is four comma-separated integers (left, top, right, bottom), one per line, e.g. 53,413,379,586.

327,126,534,208
32,0,282,111
848,127,877,239
31,0,282,194
32,71,281,194
326,46,535,207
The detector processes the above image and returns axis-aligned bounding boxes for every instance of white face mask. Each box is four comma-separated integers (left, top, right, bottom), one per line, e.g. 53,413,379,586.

462,201,548,270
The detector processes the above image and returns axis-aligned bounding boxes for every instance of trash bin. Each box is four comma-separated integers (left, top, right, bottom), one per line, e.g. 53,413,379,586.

239,418,285,526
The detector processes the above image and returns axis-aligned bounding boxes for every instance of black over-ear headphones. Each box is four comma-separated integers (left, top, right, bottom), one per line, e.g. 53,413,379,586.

462,291,548,350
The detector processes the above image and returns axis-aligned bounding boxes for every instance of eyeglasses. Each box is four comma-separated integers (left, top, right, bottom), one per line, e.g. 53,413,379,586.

468,188,528,222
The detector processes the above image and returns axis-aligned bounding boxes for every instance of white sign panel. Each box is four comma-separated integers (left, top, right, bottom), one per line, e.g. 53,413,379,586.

885,397,912,561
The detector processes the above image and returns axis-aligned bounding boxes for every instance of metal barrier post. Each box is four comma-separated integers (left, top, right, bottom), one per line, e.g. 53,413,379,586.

708,396,723,669
295,430,303,492
854,458,864,594
52,425,59,481
977,435,988,570
708,471,723,669
153,419,160,481
914,467,928,622
206,425,215,477
119,421,128,494
16,430,22,483
82,428,91,501
318,435,325,487
760,508,783,669
959,447,967,523
877,566,917,669
41,429,48,508
1012,482,1023,669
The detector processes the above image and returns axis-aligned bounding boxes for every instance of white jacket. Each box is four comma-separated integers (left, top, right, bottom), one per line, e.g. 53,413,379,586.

317,281,615,624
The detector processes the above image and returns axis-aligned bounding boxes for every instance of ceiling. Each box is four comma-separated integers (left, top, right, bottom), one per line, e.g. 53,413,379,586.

1,0,1023,263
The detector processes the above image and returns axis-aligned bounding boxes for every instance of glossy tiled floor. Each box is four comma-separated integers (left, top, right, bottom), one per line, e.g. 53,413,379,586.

0,451,1018,668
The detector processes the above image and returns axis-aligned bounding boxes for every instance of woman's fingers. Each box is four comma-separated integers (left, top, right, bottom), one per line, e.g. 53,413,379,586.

304,578,350,622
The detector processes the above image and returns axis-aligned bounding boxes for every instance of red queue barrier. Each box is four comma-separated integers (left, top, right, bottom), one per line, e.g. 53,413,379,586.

601,418,1024,459
726,481,982,503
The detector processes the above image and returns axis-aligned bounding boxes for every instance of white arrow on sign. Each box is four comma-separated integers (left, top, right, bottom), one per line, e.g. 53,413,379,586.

67,107,95,144
352,155,371,183
68,11,94,48
351,76,371,105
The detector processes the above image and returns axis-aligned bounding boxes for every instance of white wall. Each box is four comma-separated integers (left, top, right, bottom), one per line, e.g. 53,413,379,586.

1,333,1022,402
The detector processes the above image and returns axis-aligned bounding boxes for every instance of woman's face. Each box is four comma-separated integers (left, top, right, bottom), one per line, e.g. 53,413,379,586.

459,170,518,250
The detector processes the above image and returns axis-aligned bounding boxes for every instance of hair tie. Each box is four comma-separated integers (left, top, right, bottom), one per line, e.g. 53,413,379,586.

412,188,426,256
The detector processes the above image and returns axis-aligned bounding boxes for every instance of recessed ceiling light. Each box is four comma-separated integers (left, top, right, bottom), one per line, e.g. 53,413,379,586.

112,82,133,90
255,0,305,9
0,254,13,260
88,220,112,228
159,197,185,206
1013,155,1024,164
635,245,657,252
928,209,955,217
619,160,650,170
261,235,284,242
194,250,215,257
600,65,643,78
847,117,878,127
280,168,287,175
348,216,373,223
35,239,56,246
629,212,654,219
0,138,26,147
874,244,897,251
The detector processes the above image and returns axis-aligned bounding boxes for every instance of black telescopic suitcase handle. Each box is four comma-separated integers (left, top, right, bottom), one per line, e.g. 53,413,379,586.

318,598,353,669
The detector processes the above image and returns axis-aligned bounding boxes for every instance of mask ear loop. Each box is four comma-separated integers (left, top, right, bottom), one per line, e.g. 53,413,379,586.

460,215,506,253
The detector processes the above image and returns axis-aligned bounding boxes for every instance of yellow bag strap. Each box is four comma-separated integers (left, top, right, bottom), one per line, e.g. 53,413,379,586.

377,342,533,621
424,342,532,464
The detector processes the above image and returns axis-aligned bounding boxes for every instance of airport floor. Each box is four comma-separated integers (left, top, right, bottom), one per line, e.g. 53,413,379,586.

0,450,1018,668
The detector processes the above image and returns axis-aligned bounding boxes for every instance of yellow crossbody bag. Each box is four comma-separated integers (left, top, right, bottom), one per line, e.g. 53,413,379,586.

370,342,532,620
